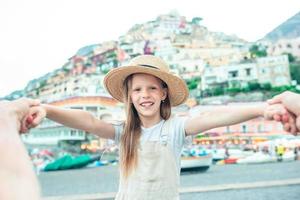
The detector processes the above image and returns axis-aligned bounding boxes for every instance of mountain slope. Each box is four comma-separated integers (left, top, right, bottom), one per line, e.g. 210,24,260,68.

264,11,300,41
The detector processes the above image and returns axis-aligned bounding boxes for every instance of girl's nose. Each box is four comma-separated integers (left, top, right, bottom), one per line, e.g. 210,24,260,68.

141,89,150,98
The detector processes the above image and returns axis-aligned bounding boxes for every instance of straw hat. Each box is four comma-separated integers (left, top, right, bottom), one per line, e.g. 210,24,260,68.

103,55,189,106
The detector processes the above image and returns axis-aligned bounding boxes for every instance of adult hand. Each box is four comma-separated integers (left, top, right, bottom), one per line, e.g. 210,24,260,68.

268,91,300,134
0,98,41,200
0,98,40,132
264,103,298,134
20,105,46,133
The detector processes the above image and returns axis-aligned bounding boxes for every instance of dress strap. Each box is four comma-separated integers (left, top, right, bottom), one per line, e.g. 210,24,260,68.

160,118,171,145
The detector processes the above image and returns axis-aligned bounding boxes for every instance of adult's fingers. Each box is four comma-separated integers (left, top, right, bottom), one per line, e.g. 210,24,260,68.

20,98,41,107
273,114,282,121
283,123,291,132
267,93,284,105
296,117,300,135
288,115,297,135
264,105,287,120
28,99,41,107
281,114,289,123
290,124,298,135
20,117,30,133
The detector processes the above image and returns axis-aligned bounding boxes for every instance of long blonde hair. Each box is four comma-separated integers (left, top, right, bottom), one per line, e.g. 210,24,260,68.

120,74,171,179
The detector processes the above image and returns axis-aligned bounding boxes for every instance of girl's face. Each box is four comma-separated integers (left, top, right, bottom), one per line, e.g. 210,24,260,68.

130,73,167,121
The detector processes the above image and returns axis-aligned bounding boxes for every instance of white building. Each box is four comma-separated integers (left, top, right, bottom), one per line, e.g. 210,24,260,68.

256,55,291,86
267,37,300,58
201,55,291,90
202,63,257,90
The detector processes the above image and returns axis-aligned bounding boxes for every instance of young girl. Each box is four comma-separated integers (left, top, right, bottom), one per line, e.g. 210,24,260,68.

25,55,295,200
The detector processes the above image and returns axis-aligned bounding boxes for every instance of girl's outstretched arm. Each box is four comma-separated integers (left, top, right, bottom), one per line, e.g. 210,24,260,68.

42,104,115,139
184,104,283,136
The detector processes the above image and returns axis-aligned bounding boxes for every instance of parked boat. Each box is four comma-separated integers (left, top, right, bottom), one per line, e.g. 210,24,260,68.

224,158,238,164
44,154,100,171
236,152,277,164
181,147,212,172
181,154,212,171
282,151,296,161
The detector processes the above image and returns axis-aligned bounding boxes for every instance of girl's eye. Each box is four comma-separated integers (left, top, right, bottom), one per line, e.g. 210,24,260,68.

150,87,157,90
133,88,141,92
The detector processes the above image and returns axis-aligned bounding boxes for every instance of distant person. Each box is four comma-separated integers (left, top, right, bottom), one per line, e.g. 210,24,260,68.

0,98,41,200
24,55,294,200
267,91,300,134
225,146,230,159
294,147,299,160
275,144,285,162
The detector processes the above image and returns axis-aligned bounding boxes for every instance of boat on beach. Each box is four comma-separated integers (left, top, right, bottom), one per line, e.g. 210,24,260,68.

236,152,277,164
180,146,212,172
44,154,101,171
181,154,212,171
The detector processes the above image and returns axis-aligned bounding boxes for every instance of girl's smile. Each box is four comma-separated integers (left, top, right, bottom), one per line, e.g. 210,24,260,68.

139,101,154,108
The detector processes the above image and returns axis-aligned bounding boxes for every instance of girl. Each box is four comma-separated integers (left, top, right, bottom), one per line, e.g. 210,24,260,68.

25,55,296,200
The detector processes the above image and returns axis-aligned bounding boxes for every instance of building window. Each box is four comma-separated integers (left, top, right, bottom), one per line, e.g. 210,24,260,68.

245,68,251,76
287,44,292,48
228,70,238,78
87,106,97,113
71,130,76,136
226,126,230,133
257,124,264,132
71,106,83,110
242,125,247,133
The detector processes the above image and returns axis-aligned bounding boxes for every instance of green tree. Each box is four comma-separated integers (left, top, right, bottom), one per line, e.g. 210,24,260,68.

261,83,272,90
225,87,241,95
186,78,199,90
212,87,224,96
192,17,203,25
249,44,267,58
188,80,198,90
248,81,260,91
290,63,300,83
283,52,295,62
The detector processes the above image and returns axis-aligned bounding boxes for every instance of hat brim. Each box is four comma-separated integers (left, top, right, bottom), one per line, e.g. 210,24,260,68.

103,66,189,106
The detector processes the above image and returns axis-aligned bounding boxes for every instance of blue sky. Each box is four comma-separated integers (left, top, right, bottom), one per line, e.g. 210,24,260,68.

1,0,300,97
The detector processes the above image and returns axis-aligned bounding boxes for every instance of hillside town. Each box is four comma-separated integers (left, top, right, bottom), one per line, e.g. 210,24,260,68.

3,11,300,170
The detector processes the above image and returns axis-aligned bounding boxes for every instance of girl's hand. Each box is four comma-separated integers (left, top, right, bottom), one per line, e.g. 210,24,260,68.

20,105,46,133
